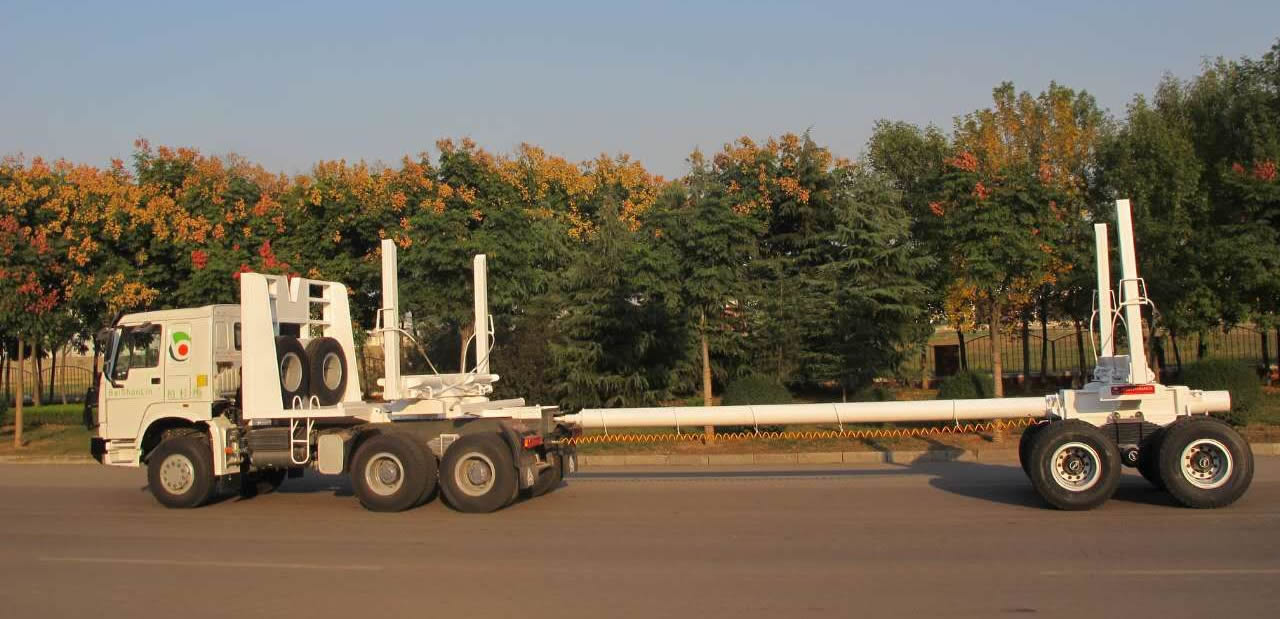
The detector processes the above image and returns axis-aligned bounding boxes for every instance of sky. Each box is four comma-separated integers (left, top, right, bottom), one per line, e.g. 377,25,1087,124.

2,0,1277,179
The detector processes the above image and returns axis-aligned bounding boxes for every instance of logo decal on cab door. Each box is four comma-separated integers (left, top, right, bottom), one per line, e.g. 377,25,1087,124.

169,330,192,362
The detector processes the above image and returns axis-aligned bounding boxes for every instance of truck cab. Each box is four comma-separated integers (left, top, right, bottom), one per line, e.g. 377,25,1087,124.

89,305,242,466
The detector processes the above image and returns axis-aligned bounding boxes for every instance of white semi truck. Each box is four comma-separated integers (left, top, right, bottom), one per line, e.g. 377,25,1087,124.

86,241,579,513
85,199,1253,512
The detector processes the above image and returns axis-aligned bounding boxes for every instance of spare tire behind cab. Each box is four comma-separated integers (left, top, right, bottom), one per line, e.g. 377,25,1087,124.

275,336,309,407
304,336,348,406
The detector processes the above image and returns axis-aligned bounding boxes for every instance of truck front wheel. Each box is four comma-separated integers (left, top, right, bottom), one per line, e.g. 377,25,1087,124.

441,434,518,513
147,434,216,509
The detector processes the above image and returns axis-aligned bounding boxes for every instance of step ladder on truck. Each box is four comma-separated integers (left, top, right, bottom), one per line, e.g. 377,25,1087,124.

561,199,1254,510
85,240,579,513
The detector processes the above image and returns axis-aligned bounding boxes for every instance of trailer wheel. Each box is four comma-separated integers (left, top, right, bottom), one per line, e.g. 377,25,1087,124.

304,337,347,406
441,434,518,513
276,336,310,407
1018,422,1048,477
147,434,216,509
524,452,564,499
1158,417,1253,509
1028,420,1121,511
350,433,433,512
1137,426,1168,489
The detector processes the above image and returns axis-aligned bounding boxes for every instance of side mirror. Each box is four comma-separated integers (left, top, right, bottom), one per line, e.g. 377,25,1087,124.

97,328,122,388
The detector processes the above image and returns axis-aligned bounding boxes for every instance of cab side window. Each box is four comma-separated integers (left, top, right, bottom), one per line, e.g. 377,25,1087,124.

111,325,161,380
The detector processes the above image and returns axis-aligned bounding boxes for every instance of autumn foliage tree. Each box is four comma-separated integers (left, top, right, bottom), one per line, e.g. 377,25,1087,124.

4,37,1280,421
933,82,1105,396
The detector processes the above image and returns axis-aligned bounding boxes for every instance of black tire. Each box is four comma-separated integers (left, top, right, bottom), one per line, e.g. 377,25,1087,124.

147,434,216,509
415,456,442,507
239,467,288,498
257,468,288,493
1019,422,1048,476
350,433,433,512
304,337,347,406
1028,420,1122,511
276,336,309,407
1158,416,1253,509
441,434,518,513
524,452,564,498
1137,426,1168,489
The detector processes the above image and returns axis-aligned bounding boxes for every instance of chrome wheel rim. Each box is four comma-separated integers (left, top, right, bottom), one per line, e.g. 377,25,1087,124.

364,452,405,496
159,454,195,495
1051,442,1101,491
1180,438,1233,490
455,452,496,497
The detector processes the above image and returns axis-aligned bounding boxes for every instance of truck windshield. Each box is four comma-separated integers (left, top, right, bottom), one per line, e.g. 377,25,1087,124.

110,325,161,381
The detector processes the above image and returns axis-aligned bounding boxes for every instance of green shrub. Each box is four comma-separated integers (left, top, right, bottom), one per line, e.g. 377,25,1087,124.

852,385,896,402
718,376,792,433
0,398,7,426
936,371,994,400
721,376,794,406
1177,359,1262,426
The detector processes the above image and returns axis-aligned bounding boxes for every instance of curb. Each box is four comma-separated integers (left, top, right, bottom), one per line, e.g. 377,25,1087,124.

579,443,1280,467
0,455,96,465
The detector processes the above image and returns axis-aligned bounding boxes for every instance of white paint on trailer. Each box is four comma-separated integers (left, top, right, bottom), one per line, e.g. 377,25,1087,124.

380,239,402,401
1093,222,1114,358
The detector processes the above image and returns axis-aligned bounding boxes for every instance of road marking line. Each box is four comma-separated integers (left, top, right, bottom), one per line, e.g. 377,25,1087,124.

1042,568,1280,577
40,557,383,571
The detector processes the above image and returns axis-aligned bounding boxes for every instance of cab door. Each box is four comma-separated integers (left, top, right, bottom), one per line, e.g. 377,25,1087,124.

102,324,164,440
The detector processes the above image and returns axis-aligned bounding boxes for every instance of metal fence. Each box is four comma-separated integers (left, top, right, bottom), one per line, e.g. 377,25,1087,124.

923,324,1277,380
1,365,94,406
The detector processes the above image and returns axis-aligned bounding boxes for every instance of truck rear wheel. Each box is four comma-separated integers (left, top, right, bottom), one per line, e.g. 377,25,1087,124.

525,452,564,498
351,433,434,512
147,434,216,509
441,434,518,513
1158,416,1253,509
1028,420,1121,511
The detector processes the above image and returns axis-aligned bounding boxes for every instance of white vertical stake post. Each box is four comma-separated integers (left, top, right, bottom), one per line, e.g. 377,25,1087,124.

381,239,402,400
1093,223,1114,358
1114,199,1150,384
473,255,489,375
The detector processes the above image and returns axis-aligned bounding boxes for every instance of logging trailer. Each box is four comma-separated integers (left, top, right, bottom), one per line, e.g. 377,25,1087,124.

84,199,1252,511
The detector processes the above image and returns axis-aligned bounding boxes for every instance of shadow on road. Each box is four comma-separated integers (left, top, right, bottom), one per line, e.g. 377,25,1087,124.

572,450,1180,510
276,474,353,497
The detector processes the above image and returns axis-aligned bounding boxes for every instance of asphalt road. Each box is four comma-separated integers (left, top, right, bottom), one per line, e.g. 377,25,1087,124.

1,459,1278,618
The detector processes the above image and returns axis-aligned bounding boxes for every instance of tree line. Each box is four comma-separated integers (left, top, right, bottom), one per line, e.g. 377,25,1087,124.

2,41,1278,412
